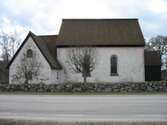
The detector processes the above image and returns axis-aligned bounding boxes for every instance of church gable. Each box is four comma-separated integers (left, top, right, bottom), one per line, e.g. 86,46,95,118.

9,35,53,84
8,32,62,70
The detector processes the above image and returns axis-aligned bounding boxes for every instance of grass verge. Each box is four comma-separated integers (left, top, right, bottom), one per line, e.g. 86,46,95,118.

0,91,167,95
0,119,167,125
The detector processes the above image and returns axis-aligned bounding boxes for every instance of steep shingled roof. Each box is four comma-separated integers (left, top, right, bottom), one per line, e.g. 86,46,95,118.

56,19,145,46
7,32,62,70
31,33,62,69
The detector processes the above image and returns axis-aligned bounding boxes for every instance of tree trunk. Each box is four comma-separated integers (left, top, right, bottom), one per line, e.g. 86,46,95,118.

24,79,28,84
83,76,87,84
24,73,29,84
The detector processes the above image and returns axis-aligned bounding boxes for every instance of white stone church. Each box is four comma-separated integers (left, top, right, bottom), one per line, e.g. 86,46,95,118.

8,19,147,84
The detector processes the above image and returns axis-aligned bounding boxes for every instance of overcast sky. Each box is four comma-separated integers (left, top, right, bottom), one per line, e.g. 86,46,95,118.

0,0,167,41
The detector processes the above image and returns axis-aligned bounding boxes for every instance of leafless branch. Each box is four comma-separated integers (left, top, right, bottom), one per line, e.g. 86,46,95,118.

0,31,21,63
67,47,96,83
12,51,41,84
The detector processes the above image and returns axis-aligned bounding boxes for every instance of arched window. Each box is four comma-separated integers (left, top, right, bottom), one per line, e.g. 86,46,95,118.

27,49,33,58
28,71,32,80
57,71,59,80
110,55,118,76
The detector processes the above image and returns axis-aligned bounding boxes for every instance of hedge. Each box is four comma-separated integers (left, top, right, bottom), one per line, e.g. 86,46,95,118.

0,81,167,93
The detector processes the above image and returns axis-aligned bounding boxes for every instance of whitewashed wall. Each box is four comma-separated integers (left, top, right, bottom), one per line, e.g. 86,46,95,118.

9,36,61,84
10,36,145,84
57,47,145,83
51,70,64,84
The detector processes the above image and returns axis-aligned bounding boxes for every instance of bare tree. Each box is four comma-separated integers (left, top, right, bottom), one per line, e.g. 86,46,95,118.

12,52,41,84
0,31,20,63
145,35,167,55
67,48,96,83
145,35,167,69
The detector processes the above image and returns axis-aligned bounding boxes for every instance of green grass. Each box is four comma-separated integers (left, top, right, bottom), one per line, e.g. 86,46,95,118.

0,91,167,95
0,119,167,125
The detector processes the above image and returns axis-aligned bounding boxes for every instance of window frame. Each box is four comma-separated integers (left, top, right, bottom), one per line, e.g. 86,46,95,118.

27,49,33,58
57,71,59,80
27,71,32,80
110,55,118,76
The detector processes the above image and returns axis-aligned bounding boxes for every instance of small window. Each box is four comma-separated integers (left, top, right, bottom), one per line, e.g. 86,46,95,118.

27,49,33,58
57,72,59,80
110,55,118,76
27,71,32,80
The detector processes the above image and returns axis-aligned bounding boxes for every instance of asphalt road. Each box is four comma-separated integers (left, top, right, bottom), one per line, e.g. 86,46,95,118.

0,94,167,122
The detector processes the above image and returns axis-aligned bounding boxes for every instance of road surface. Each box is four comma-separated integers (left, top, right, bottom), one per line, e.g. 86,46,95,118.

0,94,167,121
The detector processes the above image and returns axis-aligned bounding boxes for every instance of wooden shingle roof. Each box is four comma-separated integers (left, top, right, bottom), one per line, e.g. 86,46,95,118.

31,33,62,69
56,19,145,46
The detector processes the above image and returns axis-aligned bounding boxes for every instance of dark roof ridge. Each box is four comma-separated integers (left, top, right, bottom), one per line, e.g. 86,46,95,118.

30,32,58,38
38,35,58,37
29,31,36,36
63,18,138,21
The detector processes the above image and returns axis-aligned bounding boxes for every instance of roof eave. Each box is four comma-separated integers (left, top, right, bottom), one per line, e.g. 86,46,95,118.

56,44,145,47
